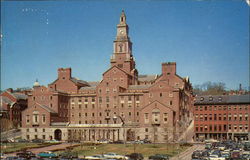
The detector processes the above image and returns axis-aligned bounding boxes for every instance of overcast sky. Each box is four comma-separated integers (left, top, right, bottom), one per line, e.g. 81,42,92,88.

1,0,249,91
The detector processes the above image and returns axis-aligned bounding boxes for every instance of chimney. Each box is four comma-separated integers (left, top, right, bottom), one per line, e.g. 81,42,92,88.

162,62,176,76
58,68,72,80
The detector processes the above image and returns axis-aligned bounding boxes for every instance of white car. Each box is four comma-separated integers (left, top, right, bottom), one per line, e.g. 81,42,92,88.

209,155,225,160
103,153,129,160
85,155,105,160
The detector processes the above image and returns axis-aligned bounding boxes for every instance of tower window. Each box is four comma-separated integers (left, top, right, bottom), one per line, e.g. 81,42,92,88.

119,44,123,52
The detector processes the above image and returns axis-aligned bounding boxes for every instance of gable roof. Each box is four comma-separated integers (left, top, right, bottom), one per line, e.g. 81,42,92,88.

128,84,152,90
102,65,130,77
0,96,13,105
141,100,175,112
138,74,158,82
70,77,89,86
36,103,57,114
11,92,28,100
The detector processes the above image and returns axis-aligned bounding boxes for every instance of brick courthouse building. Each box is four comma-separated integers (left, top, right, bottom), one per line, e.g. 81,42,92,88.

21,11,193,143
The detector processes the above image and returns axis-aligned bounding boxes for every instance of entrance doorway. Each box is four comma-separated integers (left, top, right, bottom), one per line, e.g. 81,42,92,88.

54,129,62,141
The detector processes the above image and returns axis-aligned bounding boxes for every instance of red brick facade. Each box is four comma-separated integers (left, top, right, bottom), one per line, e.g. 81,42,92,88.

21,11,193,142
0,89,28,130
194,95,250,141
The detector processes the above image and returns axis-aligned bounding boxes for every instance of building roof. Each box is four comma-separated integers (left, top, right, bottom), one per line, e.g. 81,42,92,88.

138,74,158,82
128,84,152,90
10,92,28,100
79,86,96,90
194,94,250,105
88,81,100,87
0,96,13,105
37,103,57,113
71,77,89,86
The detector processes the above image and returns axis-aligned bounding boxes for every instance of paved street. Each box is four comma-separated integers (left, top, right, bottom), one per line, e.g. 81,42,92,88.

170,144,204,160
6,143,78,156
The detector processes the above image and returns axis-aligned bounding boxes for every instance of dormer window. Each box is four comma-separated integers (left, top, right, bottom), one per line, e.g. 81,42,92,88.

218,97,222,101
200,97,204,101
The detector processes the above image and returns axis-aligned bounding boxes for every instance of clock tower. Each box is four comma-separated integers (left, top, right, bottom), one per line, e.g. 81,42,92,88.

110,10,138,84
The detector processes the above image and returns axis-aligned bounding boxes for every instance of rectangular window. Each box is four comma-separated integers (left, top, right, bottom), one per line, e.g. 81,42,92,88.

245,114,248,121
42,114,46,123
200,114,203,121
204,114,208,121
26,115,30,124
42,135,46,139
144,113,149,123
224,125,227,131
136,96,139,101
163,113,168,122
99,97,102,103
223,114,227,120
106,96,109,103
33,114,39,123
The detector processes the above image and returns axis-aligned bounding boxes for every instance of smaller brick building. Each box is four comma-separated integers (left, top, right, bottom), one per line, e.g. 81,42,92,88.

0,89,28,130
194,95,250,141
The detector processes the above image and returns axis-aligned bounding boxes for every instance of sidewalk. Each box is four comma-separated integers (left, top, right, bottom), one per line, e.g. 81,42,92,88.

6,143,79,156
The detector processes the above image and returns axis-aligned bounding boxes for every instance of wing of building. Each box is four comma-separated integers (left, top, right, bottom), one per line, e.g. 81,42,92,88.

21,11,193,143
194,95,250,141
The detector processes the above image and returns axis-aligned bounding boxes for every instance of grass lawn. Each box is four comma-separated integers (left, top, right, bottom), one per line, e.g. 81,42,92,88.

58,143,192,158
0,142,61,153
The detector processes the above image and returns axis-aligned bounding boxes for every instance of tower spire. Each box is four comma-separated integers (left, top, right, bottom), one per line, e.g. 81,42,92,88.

120,10,126,24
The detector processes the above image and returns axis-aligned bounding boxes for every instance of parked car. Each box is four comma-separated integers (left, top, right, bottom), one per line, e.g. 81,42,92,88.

143,139,152,144
0,153,7,159
59,151,78,159
191,150,202,159
17,139,30,143
45,139,59,143
37,151,57,158
126,153,143,160
85,155,105,160
241,151,250,160
148,154,169,160
112,140,124,144
16,150,36,159
31,138,44,143
103,152,128,160
230,151,241,159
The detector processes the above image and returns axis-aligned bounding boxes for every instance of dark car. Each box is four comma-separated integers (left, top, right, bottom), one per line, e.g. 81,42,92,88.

143,139,152,144
112,140,124,144
17,139,30,143
126,153,144,160
59,151,78,159
191,150,202,159
16,150,36,159
148,154,169,160
31,138,44,143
